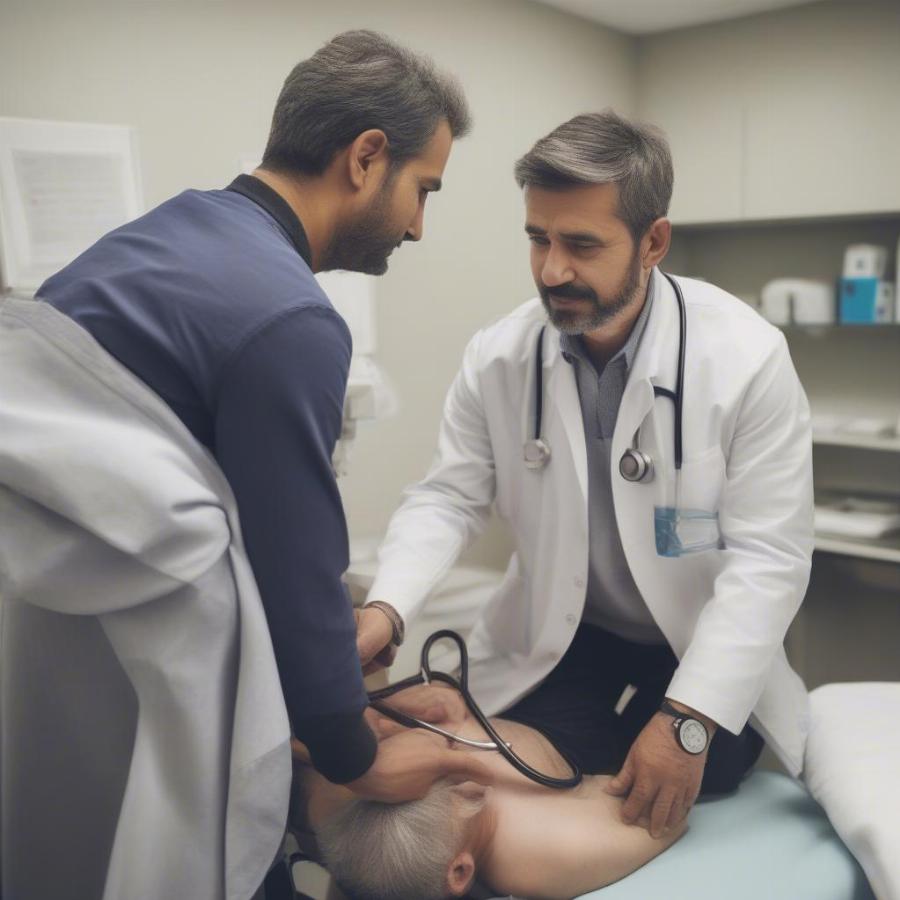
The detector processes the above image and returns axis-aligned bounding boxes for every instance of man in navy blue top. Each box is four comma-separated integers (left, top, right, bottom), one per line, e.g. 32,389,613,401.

38,30,491,829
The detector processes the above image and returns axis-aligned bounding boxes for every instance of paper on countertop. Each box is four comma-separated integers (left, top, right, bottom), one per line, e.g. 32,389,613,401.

811,414,848,434
814,496,900,539
810,414,897,438
837,417,897,438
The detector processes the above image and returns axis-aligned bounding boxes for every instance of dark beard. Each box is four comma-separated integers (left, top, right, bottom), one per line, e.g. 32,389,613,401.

540,246,643,335
319,185,404,275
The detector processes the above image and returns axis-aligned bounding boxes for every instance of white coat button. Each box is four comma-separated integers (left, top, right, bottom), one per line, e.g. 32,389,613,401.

573,576,585,589
565,613,576,625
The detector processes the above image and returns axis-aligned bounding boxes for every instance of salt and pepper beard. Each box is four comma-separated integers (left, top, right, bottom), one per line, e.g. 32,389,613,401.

539,242,644,335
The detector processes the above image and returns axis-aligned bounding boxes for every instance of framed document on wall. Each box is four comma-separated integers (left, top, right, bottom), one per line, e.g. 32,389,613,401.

0,117,142,296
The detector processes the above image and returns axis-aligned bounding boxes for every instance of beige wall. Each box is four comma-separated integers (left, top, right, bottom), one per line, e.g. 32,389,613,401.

3,0,897,707
0,0,637,565
3,0,896,577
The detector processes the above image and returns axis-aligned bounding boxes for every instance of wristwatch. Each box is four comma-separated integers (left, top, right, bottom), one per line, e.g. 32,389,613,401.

659,699,709,755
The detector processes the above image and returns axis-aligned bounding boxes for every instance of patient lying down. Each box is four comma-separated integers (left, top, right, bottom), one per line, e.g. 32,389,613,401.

294,683,685,900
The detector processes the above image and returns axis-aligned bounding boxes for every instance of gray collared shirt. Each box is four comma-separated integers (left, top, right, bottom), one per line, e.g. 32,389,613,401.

559,272,666,644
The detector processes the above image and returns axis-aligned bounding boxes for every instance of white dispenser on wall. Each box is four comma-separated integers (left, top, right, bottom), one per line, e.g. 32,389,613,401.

315,270,398,474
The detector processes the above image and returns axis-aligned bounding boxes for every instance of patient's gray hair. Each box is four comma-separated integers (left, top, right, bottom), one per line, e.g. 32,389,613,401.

316,780,484,900
514,109,673,240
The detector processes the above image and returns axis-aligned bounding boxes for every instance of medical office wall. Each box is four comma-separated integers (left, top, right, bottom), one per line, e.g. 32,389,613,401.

2,0,898,681
0,0,637,570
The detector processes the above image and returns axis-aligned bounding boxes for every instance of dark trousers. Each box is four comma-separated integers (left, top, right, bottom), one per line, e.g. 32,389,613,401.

502,622,764,795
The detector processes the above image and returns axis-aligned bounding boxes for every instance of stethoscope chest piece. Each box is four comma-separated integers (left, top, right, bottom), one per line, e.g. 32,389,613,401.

523,438,551,470
619,446,654,483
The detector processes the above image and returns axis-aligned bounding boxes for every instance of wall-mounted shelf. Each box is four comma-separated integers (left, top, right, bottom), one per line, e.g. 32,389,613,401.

814,533,900,566
668,212,900,574
781,324,900,336
813,431,900,452
667,215,900,313
674,210,900,233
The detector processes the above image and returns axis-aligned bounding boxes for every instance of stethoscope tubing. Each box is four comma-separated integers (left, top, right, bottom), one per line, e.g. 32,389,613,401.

367,630,582,789
530,270,687,474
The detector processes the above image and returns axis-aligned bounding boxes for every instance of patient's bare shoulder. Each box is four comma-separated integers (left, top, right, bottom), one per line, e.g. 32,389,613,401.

561,784,688,891
482,776,687,900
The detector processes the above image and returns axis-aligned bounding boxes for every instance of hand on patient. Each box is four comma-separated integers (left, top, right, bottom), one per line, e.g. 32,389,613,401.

606,704,715,838
307,684,687,900
346,726,494,804
371,682,469,737
291,686,492,805
338,683,488,803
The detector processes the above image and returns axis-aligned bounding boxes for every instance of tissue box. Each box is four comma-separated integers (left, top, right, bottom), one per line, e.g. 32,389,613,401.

843,244,888,280
760,279,835,325
839,278,894,324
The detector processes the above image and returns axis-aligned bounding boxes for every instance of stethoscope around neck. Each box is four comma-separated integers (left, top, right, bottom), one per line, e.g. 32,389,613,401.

523,270,687,483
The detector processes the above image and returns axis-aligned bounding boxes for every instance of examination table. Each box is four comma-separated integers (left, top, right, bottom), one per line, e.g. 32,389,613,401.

310,560,896,900
300,768,873,900
486,682,895,900
294,683,896,900
568,769,873,900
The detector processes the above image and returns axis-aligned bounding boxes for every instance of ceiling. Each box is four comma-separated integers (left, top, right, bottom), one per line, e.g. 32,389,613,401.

532,0,827,35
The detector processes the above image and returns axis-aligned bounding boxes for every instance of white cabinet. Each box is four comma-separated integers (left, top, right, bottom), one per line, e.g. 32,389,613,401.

656,99,744,225
637,0,900,225
743,95,900,220
638,39,744,224
741,13,900,220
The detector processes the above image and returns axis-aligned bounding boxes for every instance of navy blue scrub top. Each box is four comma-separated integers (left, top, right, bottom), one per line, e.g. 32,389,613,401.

39,174,376,783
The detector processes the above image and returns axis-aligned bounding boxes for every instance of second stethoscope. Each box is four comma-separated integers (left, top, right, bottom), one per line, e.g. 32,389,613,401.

523,270,687,484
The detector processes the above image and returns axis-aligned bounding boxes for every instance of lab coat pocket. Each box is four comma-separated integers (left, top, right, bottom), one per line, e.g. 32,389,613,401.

482,566,530,656
677,444,727,512
655,445,726,558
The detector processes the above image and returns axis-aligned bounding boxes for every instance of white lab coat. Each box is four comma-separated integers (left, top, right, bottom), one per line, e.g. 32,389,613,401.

0,298,291,900
369,271,814,776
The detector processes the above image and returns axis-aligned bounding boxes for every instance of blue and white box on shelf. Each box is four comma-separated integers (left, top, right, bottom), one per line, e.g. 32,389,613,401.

842,244,888,280
838,277,895,324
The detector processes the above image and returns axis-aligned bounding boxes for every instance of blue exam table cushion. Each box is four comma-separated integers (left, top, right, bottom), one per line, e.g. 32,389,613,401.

566,770,872,900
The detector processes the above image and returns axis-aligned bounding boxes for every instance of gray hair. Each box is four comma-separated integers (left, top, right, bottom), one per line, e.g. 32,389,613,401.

514,110,673,240
263,30,472,176
316,780,484,900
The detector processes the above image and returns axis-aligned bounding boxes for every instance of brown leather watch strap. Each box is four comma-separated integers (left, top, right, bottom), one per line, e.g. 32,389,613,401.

364,600,405,647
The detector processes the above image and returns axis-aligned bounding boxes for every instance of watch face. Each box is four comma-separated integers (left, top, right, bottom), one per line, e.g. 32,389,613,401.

679,719,708,754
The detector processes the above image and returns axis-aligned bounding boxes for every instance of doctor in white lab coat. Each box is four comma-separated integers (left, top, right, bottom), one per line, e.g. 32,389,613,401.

357,111,814,840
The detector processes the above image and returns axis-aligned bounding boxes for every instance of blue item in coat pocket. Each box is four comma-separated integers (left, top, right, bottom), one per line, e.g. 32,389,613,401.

654,505,723,557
